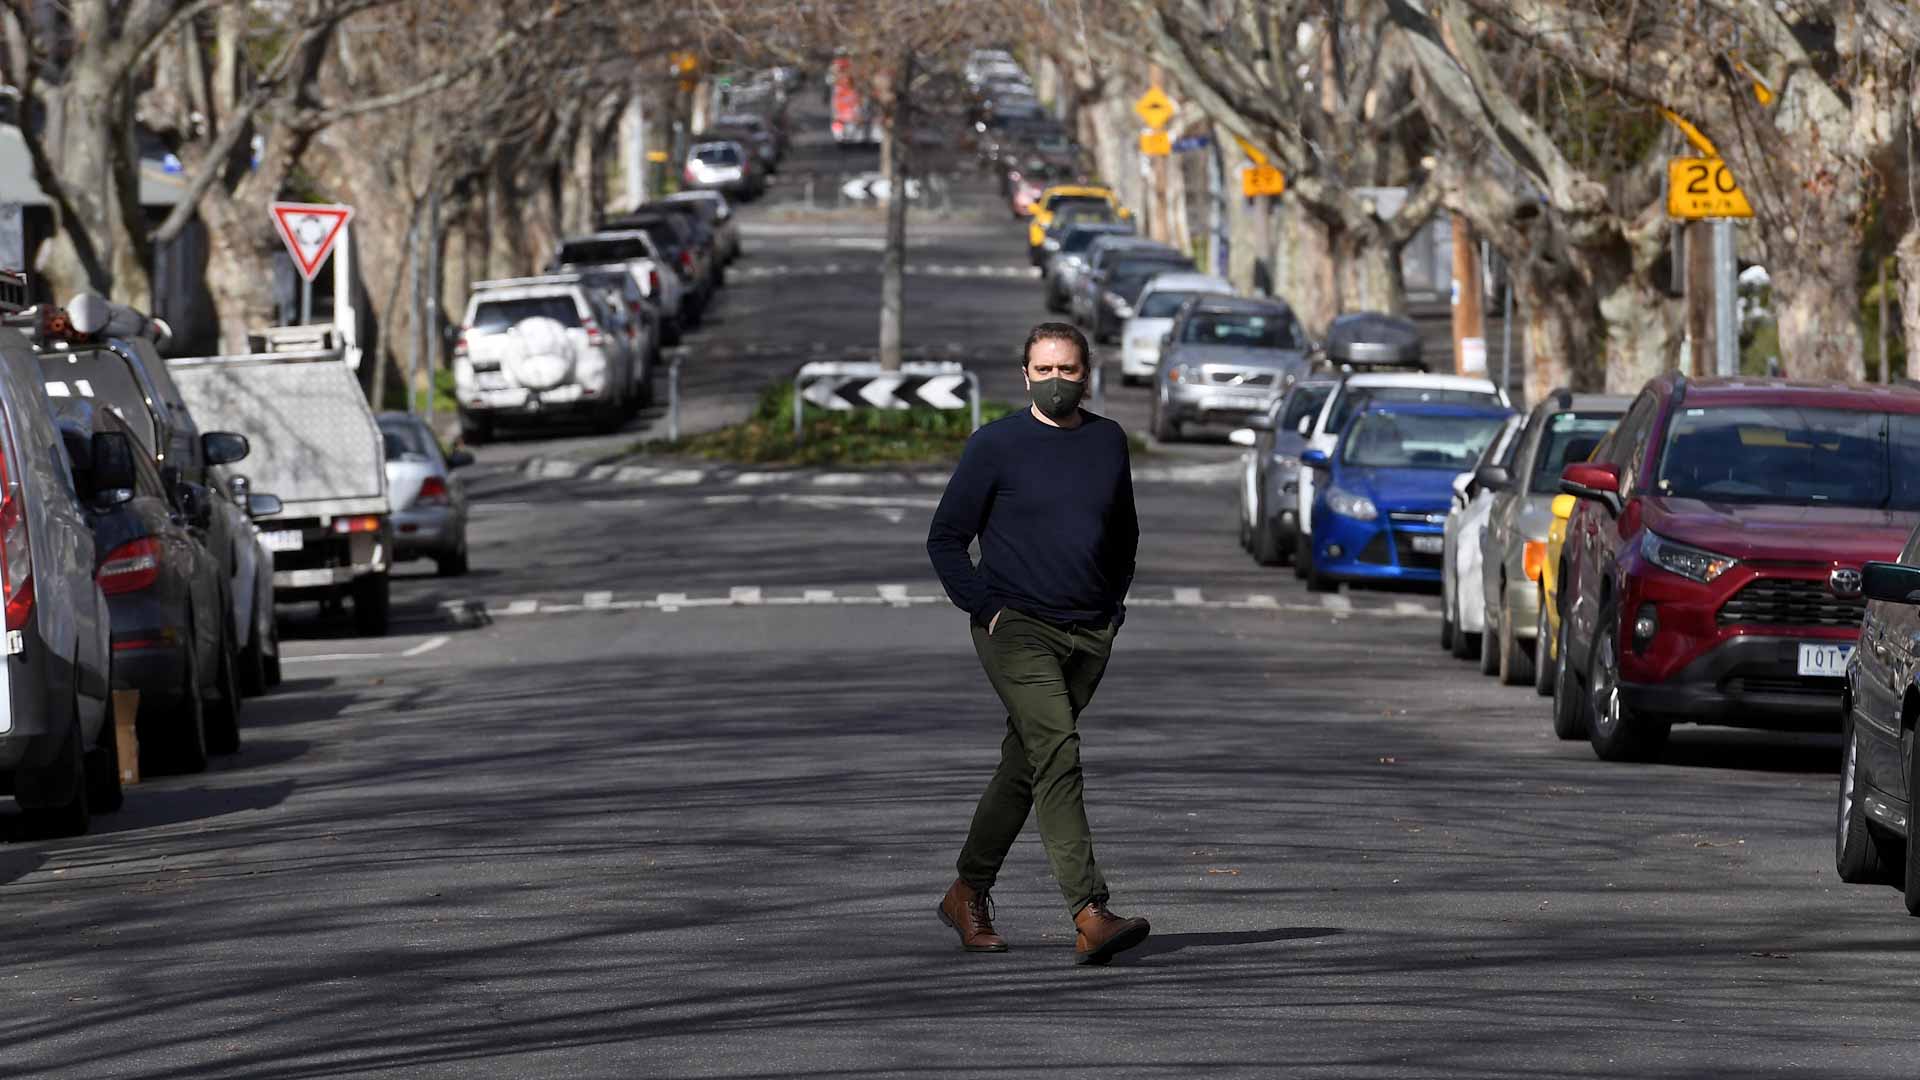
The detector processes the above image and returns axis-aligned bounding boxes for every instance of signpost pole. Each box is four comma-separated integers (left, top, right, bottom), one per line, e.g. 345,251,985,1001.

1712,218,1737,377
300,277,312,326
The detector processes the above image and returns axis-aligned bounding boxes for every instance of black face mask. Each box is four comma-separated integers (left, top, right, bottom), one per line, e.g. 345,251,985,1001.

1029,376,1086,420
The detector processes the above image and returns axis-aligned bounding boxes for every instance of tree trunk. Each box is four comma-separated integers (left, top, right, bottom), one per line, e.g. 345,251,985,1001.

1900,227,1920,381
197,187,280,352
1594,270,1684,393
1273,201,1338,338
1512,268,1598,399
1334,218,1405,316
877,51,913,372
1771,244,1867,381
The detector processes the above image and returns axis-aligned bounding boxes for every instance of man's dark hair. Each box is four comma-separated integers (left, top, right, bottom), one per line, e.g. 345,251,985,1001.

1022,322,1089,371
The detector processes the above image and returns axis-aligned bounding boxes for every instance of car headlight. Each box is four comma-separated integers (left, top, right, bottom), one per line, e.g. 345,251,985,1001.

1639,531,1737,583
1326,486,1378,521
1167,363,1196,383
1043,238,1061,251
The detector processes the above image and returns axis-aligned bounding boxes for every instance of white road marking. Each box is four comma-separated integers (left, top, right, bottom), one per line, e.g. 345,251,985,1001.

1173,587,1204,606
402,635,450,657
283,652,389,664
583,591,613,609
878,584,910,606
504,599,538,616
1245,594,1280,609
1321,593,1354,614
657,592,687,612
803,589,835,603
730,586,763,605
1393,600,1432,615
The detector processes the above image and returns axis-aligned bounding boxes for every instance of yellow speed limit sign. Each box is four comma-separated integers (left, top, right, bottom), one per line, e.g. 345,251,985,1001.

1241,165,1286,197
1667,157,1753,219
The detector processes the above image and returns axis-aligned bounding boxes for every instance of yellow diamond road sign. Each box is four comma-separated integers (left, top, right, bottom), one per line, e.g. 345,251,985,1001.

1134,86,1175,130
1667,157,1752,219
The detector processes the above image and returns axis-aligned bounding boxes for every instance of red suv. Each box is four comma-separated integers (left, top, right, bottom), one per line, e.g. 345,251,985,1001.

1553,374,1920,761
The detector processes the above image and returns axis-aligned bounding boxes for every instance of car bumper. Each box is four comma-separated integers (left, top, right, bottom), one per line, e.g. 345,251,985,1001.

1165,385,1276,427
459,384,607,417
393,505,460,558
1504,578,1541,640
111,639,190,702
1617,635,1846,731
1313,514,1445,584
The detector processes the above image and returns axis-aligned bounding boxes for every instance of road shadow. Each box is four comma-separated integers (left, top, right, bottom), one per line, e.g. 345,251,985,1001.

1115,926,1344,965
1653,729,1841,775
91,779,298,835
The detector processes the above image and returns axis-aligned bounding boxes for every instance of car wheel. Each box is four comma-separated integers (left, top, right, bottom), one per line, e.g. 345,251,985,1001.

263,621,283,690
1902,728,1920,913
662,318,683,347
23,706,90,839
1150,398,1179,443
591,399,626,434
1252,515,1285,567
436,544,471,577
1587,599,1669,762
1533,590,1556,698
1837,708,1898,884
1477,602,1501,675
238,613,268,698
1498,594,1535,686
1440,565,1457,651
84,689,123,815
352,573,391,637
459,413,493,446
204,622,242,756
1550,611,1587,740
1238,507,1252,552
143,629,207,776
1293,530,1311,581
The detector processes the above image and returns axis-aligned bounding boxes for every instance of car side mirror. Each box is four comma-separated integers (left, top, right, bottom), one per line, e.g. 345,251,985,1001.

1228,428,1257,447
1474,465,1511,492
447,449,476,469
176,482,213,528
90,431,136,504
202,431,250,466
247,493,284,520
1301,448,1331,471
1865,562,1920,605
1452,472,1473,503
1560,462,1622,516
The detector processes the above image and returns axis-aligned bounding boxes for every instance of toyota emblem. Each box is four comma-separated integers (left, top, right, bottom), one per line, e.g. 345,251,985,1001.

1831,567,1863,598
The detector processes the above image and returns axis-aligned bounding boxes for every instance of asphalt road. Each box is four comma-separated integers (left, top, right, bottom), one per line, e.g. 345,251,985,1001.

0,98,1905,1080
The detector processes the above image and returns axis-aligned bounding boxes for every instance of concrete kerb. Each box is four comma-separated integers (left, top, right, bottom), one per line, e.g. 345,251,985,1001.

517,455,1241,489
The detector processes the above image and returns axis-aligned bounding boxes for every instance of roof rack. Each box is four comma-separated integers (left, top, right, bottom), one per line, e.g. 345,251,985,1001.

472,274,597,291
1321,311,1425,370
247,324,339,354
0,270,25,316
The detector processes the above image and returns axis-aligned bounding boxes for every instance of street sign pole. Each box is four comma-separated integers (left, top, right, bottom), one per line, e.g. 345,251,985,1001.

1712,218,1737,377
300,277,312,326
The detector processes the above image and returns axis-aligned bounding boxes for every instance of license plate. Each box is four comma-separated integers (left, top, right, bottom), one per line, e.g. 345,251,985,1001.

1411,534,1444,555
1798,642,1854,677
476,371,512,390
261,529,304,553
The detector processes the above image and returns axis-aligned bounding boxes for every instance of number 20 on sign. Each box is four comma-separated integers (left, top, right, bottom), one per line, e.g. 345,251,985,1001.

1667,157,1753,219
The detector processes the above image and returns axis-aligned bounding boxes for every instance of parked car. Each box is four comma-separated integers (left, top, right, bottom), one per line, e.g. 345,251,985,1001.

642,199,729,290
600,209,717,317
553,230,686,345
712,112,782,168
1042,223,1136,307
379,412,473,577
30,297,279,699
1441,414,1525,661
1232,375,1338,565
1027,185,1130,263
1838,550,1920,906
1293,371,1509,579
1554,375,1920,762
1536,492,1578,705
54,399,246,771
663,190,740,264
1068,236,1183,328
0,283,120,834
1085,253,1197,344
682,139,763,199
452,276,647,439
1301,401,1514,593
1473,392,1628,683
1150,295,1310,443
1119,273,1234,384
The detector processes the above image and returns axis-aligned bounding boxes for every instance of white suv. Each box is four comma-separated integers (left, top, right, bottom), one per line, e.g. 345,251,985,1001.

553,232,686,346
454,277,645,442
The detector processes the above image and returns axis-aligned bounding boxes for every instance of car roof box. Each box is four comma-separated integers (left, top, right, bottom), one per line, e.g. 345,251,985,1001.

1323,312,1426,369
248,324,340,354
0,270,25,315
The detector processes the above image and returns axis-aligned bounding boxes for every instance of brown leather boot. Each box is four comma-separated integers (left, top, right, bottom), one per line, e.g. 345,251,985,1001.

938,878,1008,953
1073,899,1150,965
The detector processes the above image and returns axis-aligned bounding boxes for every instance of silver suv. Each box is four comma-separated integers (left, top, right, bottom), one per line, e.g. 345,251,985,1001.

0,275,121,834
455,276,646,442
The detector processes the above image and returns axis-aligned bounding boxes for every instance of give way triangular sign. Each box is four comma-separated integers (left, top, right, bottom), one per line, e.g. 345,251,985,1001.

269,201,353,281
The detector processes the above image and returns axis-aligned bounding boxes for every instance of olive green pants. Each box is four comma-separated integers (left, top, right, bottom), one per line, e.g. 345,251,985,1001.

956,607,1116,915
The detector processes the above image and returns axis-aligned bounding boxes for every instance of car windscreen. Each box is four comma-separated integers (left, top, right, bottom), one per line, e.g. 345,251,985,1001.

1282,385,1334,430
380,421,434,460
556,238,650,265
36,349,161,454
694,145,742,165
1053,206,1117,231
1655,405,1920,508
1330,386,1501,434
1059,229,1118,254
1181,311,1301,349
470,296,580,333
1530,411,1623,492
1139,290,1204,319
1342,412,1508,470
1109,264,1185,302
1047,194,1109,215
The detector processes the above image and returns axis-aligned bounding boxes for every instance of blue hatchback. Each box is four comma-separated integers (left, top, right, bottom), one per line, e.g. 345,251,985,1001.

1301,401,1514,590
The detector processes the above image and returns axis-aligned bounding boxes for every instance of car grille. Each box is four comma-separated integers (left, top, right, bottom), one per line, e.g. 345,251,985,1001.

1392,531,1443,571
1717,578,1864,628
1723,676,1843,696
1389,510,1448,527
1358,533,1392,564
1205,370,1275,387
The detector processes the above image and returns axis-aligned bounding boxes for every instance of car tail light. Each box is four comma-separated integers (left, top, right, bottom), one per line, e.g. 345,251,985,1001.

684,165,698,184
454,331,469,359
581,319,604,347
416,476,450,507
332,515,382,535
97,537,159,596
679,249,695,274
648,268,661,296
1523,540,1546,582
0,426,29,631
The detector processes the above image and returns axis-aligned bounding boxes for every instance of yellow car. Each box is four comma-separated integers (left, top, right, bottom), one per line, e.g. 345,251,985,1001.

1535,492,1577,695
1027,185,1130,257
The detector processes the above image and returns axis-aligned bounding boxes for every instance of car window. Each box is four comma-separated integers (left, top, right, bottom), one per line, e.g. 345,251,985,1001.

1329,386,1499,434
1528,411,1623,493
1048,195,1109,215
470,296,581,333
1110,267,1182,302
694,145,742,165
1182,312,1301,349
380,421,434,460
556,238,652,265
1342,412,1508,470
1282,385,1333,429
1139,290,1203,319
35,348,163,454
1655,405,1920,510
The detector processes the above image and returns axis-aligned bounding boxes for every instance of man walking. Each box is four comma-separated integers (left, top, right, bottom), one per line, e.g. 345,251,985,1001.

926,322,1150,966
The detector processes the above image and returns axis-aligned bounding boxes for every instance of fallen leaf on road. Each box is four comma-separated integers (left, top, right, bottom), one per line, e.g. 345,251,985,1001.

1378,756,1398,764
1206,868,1240,876
1748,951,1791,960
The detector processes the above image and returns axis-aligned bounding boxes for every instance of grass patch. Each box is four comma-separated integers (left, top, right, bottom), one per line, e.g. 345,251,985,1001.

651,382,1016,466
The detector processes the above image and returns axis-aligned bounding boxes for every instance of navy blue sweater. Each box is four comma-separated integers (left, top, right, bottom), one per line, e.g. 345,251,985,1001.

927,408,1138,627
